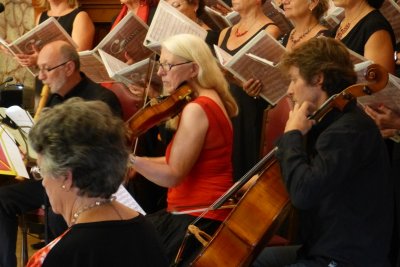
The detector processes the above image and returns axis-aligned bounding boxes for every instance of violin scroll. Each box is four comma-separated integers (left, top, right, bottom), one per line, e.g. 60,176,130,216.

363,63,389,94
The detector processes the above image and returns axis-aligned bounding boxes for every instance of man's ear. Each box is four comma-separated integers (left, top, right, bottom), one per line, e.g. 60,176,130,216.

311,73,324,87
65,61,75,76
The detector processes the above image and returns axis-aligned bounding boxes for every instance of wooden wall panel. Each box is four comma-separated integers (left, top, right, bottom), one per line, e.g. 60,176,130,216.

80,0,122,45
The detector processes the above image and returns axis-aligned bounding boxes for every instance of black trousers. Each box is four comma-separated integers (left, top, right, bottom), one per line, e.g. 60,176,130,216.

146,209,221,267
0,179,67,267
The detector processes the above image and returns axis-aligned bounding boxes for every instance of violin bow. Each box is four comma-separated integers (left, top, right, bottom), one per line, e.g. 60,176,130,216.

131,52,158,155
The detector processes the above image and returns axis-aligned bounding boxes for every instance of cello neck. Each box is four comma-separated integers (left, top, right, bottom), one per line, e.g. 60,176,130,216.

211,147,278,210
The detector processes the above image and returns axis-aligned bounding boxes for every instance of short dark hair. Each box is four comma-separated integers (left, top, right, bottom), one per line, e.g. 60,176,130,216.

279,37,357,96
29,98,129,198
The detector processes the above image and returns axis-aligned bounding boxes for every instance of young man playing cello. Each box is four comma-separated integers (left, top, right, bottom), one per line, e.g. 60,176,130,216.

253,37,393,267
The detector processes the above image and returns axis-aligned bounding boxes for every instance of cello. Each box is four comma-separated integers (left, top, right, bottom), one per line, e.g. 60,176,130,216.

190,63,389,267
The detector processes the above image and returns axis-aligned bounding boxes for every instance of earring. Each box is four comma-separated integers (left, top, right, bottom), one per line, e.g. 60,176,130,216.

61,185,66,189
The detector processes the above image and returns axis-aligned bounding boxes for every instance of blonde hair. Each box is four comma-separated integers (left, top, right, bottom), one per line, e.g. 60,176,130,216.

162,34,238,118
39,0,79,9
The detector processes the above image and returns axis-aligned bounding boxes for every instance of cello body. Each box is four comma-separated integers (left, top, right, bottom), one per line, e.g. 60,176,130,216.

192,156,290,267
191,63,388,267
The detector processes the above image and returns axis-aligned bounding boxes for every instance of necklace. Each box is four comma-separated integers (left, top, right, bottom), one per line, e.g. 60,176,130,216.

289,23,318,47
71,196,116,225
235,19,257,37
335,4,368,40
235,26,249,37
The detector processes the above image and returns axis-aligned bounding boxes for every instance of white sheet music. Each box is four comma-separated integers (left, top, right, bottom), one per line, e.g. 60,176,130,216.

5,106,34,135
1,106,37,165
215,31,288,105
78,51,114,83
380,0,400,43
0,127,29,178
358,74,400,115
94,11,152,63
114,184,146,215
144,0,207,53
98,49,129,79
1,17,77,76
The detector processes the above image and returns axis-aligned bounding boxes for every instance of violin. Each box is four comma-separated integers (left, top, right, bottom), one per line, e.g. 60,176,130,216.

126,82,194,139
190,63,389,267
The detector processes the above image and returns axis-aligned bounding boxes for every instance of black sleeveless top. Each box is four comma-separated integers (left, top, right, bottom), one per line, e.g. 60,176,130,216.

331,9,395,56
39,8,82,35
219,23,276,182
220,23,276,55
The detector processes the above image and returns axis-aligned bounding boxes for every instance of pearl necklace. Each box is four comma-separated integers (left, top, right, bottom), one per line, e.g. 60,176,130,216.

71,196,116,225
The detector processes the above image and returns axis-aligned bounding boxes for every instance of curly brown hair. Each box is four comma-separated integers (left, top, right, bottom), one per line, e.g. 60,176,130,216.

279,37,357,96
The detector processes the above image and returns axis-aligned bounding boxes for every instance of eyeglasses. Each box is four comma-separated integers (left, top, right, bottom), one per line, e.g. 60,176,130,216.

38,60,70,73
157,61,192,72
30,166,42,180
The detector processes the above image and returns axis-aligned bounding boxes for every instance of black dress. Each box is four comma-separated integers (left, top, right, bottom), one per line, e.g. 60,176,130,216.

39,8,82,35
219,24,275,181
331,9,396,55
42,215,168,267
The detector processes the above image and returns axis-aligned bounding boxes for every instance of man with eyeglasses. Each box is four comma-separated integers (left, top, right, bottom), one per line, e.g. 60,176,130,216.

36,41,122,111
0,40,122,267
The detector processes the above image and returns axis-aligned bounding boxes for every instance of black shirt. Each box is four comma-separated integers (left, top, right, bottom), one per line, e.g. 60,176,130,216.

46,72,122,117
276,103,393,266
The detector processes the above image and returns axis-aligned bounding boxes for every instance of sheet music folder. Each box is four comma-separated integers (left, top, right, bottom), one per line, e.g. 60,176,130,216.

0,106,33,178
